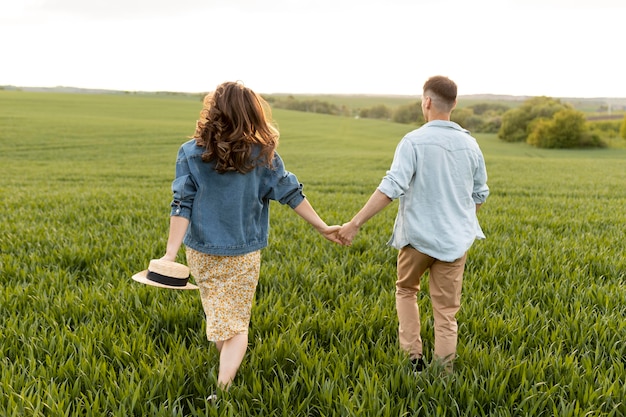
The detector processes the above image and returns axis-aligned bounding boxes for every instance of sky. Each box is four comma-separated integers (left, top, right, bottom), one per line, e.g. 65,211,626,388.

1,0,624,98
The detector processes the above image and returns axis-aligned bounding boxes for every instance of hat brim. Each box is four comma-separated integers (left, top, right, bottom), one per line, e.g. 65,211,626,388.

132,270,198,290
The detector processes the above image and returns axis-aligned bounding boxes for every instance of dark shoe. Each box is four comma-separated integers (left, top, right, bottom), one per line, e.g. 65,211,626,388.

411,357,426,374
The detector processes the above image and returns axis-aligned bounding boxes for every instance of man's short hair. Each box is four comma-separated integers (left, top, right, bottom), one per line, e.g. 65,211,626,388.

423,76,457,102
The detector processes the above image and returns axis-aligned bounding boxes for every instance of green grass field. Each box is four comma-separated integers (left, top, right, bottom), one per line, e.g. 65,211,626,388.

1,91,625,416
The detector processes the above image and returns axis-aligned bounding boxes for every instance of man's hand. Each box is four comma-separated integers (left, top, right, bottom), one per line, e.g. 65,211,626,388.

320,224,344,245
337,221,360,246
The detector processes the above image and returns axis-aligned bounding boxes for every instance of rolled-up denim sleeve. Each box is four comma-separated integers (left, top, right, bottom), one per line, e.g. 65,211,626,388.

266,154,305,209
170,148,197,219
472,153,489,204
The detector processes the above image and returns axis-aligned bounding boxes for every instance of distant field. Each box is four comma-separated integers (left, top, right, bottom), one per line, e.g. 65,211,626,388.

1,91,625,416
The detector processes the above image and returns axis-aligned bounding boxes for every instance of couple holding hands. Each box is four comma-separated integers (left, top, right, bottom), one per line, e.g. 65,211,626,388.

145,76,489,391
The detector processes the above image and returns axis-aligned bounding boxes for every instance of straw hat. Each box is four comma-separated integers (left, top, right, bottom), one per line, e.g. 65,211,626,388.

132,259,198,290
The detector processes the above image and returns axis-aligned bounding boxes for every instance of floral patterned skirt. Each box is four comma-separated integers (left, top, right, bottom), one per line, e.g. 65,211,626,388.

186,247,261,341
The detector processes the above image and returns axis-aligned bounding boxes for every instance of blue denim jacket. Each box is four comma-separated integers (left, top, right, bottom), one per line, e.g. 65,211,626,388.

170,139,305,256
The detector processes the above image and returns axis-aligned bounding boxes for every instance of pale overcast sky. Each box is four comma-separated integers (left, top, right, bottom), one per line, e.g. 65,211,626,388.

1,0,624,98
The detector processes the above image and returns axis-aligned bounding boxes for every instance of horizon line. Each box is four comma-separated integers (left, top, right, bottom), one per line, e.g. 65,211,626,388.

2,84,625,101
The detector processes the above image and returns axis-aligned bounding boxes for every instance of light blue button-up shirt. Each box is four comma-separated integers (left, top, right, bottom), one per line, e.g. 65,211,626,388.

377,120,489,262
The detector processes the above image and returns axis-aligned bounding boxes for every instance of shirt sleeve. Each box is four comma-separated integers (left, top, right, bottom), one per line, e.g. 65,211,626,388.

472,151,489,204
377,137,416,200
265,153,306,209
170,146,197,219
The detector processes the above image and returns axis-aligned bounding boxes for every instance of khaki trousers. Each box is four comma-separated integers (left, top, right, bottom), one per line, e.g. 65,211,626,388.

396,245,467,363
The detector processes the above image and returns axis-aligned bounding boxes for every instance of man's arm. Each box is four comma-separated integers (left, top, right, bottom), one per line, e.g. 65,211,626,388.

338,189,393,245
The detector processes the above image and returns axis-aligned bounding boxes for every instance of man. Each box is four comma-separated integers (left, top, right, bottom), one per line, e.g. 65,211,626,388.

338,75,489,372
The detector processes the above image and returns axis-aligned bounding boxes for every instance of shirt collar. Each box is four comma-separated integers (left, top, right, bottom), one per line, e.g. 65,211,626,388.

424,120,469,134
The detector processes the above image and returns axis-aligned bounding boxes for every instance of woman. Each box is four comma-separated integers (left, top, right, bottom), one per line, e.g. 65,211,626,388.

160,81,340,391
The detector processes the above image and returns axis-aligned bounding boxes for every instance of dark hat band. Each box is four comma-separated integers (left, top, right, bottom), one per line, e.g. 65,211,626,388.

147,270,189,287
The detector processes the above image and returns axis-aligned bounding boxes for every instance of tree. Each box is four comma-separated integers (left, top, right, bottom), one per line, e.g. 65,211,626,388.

620,114,626,140
450,107,473,128
526,108,603,148
526,118,552,147
392,101,424,125
360,104,392,120
480,115,502,133
498,96,568,142
470,102,510,116
498,107,531,142
450,108,485,132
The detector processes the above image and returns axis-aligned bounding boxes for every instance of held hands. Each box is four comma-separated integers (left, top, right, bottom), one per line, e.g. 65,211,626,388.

337,221,359,246
318,221,360,246
296,199,362,247
319,224,343,244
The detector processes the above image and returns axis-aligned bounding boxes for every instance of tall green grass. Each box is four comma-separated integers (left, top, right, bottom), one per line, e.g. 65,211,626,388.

1,91,625,416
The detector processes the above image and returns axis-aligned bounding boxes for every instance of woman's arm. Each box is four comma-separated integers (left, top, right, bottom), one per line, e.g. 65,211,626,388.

161,215,190,262
293,198,342,244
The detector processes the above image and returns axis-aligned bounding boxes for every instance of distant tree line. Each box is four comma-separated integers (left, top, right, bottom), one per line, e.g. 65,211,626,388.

264,96,351,117
265,95,510,133
265,95,626,149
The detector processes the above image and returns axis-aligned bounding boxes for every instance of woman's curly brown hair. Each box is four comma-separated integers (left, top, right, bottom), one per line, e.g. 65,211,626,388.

193,81,279,173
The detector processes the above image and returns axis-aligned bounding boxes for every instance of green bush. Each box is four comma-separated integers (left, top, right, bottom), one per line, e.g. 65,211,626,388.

526,108,599,148
392,101,424,125
451,107,474,128
589,119,620,136
359,104,392,120
498,96,567,142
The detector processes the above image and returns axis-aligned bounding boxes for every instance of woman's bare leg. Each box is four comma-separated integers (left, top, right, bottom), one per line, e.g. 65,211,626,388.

217,332,248,389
